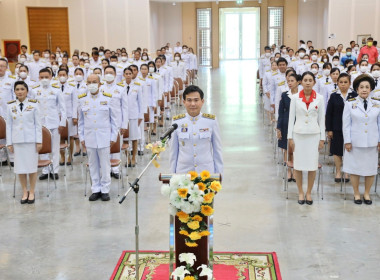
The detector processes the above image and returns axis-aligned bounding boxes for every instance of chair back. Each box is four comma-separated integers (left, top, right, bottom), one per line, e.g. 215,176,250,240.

144,112,150,123
39,126,52,154
170,85,176,98
175,78,183,91
0,116,6,140
60,120,69,141
110,133,121,154
122,126,129,139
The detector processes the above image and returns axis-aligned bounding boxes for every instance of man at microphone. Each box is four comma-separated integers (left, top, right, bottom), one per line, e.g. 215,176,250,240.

169,85,223,174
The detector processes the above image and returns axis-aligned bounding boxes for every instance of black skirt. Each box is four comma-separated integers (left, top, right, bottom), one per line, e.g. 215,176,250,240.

330,130,344,156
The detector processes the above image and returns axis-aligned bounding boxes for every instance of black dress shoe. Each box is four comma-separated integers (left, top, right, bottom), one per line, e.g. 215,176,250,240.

138,151,144,156
344,178,350,183
50,173,59,180
354,197,362,204
287,178,292,182
89,192,101,201
298,199,305,205
66,162,72,166
112,173,121,179
151,132,157,136
1,160,8,166
292,178,296,182
20,192,29,204
82,152,87,156
363,197,372,205
10,162,14,167
39,174,49,180
74,150,81,157
101,193,110,201
59,162,65,166
306,199,313,205
334,178,342,183
27,195,35,204
166,117,170,121
138,151,142,156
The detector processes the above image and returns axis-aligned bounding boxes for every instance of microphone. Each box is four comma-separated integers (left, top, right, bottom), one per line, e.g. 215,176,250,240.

160,123,178,140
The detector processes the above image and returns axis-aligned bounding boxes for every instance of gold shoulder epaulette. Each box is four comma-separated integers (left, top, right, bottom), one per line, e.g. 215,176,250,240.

52,84,60,89
117,82,125,87
148,76,154,79
317,75,322,79
134,82,141,86
202,113,216,120
8,75,16,79
347,98,356,102
173,114,185,121
139,77,146,81
28,99,37,103
272,72,278,76
69,83,75,87
32,84,40,89
351,71,357,74
7,100,16,104
103,92,112,98
78,93,87,99
371,97,380,101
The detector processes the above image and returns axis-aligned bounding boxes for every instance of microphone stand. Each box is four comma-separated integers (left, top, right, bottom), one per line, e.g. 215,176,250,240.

119,132,173,280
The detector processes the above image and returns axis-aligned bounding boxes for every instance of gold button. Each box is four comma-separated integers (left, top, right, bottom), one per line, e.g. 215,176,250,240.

194,164,197,167
365,123,368,125
193,122,196,124
193,133,196,135
305,121,308,124
193,144,196,146
94,120,96,123
95,128,98,131
365,115,368,117
194,154,196,157
365,130,367,133
94,113,96,115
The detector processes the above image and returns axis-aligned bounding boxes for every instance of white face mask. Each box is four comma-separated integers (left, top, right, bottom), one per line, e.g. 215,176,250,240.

88,83,99,93
142,56,148,60
44,53,50,58
354,47,359,51
83,56,89,60
281,49,287,54
15,68,19,74
121,57,128,62
59,76,67,83
183,49,188,53
323,58,328,63
311,55,318,61
19,58,26,63
303,59,309,63
110,62,117,67
360,66,368,73
75,75,84,82
372,70,380,78
40,78,51,87
175,56,180,61
52,65,59,71
84,63,90,68
274,58,279,62
311,68,318,75
323,69,331,76
19,72,28,79
299,52,305,58
265,52,271,58
58,57,62,63
104,74,115,82
99,52,104,56
332,61,339,66
149,67,155,73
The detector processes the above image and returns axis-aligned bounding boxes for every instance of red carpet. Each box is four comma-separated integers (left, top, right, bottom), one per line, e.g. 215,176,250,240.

111,251,282,280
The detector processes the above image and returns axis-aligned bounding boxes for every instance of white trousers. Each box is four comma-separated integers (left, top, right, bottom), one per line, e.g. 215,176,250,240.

87,147,111,193
110,152,120,174
41,128,60,174
0,139,7,161
138,121,145,151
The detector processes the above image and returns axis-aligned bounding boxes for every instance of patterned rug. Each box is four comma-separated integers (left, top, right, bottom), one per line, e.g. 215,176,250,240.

111,251,282,280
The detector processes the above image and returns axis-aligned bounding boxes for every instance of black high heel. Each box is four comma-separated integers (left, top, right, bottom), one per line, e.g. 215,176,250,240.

27,193,35,204
20,191,29,204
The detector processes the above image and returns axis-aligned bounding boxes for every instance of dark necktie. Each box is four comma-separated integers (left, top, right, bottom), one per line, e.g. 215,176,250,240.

334,84,337,89
157,69,160,73
326,77,329,83
127,85,130,95
376,79,378,87
19,103,23,111
364,99,368,111
61,85,64,92
77,84,80,89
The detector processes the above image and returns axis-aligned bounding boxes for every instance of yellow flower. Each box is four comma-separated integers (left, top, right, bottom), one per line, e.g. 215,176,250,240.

197,182,206,191
201,205,214,216
200,170,211,181
177,188,188,198
200,231,210,237
210,181,222,192
184,276,196,280
188,171,198,180
187,221,200,230
189,231,202,241
177,211,190,223
203,192,215,204
179,230,189,236
185,242,198,247
192,215,203,222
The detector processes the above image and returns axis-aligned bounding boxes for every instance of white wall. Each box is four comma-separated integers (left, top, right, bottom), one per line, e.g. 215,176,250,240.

149,2,182,52
0,0,151,54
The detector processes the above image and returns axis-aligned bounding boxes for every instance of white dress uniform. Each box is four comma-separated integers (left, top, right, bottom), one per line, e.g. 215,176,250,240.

90,58,102,68
321,81,338,110
262,70,276,112
25,60,45,81
78,90,118,194
171,60,186,81
351,70,370,87
152,72,164,117
164,54,172,65
181,52,191,70
6,99,42,174
287,92,325,171
370,76,380,98
124,80,143,140
343,96,380,176
259,56,271,79
35,83,67,175
174,46,182,54
68,65,82,78
131,59,143,69
144,74,158,123
57,81,76,136
116,61,131,83
170,113,223,174
270,71,286,107
275,82,289,121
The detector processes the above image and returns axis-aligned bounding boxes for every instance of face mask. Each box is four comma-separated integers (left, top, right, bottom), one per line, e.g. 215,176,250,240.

264,53,271,58
121,57,128,62
183,49,188,53
96,74,102,79
323,69,331,76
84,63,90,68
323,59,328,63
58,57,62,63
367,42,373,47
347,64,353,67
88,83,99,94
311,55,318,61
299,52,305,58
83,56,89,60
311,68,318,75
44,53,50,58
59,76,67,83
142,56,148,60
110,62,117,67
19,72,28,79
75,75,84,82
15,68,19,74
346,52,352,56
99,52,104,56
104,74,115,82
332,61,339,66
56,52,60,56
303,59,309,63
281,49,287,54
372,70,380,78
149,67,155,73
360,66,368,72
40,78,51,87
19,58,26,63
354,47,359,51
175,56,180,61
274,58,279,62
52,65,59,71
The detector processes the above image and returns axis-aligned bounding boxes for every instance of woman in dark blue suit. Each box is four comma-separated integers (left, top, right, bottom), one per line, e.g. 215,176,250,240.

326,73,357,182
277,73,300,181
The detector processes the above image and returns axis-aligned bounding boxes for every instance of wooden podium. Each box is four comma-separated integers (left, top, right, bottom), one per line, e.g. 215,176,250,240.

159,173,222,279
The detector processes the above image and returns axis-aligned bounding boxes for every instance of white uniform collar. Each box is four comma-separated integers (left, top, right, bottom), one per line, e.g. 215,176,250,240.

186,112,201,122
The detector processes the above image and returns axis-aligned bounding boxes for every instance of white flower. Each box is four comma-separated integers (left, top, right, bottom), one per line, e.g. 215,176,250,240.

180,201,195,214
188,188,204,204
197,264,213,280
179,253,197,266
161,184,171,197
181,177,193,188
170,191,183,209
170,175,183,188
169,204,178,216
171,266,190,280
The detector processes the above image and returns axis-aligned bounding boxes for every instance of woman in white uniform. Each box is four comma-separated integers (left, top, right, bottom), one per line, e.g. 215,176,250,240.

263,61,278,123
288,71,325,205
6,81,42,204
342,74,380,205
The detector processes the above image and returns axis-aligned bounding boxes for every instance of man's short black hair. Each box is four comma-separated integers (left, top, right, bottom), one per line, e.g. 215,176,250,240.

104,65,116,73
39,68,51,75
183,85,204,100
58,68,69,75
277,57,288,66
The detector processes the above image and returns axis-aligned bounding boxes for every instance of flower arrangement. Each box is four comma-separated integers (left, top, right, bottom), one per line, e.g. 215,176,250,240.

171,253,213,280
146,139,167,168
161,170,222,248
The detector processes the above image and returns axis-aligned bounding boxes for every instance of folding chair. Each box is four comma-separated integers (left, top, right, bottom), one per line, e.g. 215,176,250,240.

60,120,73,176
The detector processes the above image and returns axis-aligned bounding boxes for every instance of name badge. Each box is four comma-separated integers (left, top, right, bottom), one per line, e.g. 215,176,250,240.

100,101,107,105
181,128,188,132
199,128,209,132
